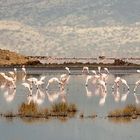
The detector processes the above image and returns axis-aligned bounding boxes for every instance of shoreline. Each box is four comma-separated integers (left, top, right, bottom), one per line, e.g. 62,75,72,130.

0,63,140,70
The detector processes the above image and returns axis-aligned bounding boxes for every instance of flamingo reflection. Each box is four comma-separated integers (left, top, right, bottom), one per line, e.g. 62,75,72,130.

3,88,16,102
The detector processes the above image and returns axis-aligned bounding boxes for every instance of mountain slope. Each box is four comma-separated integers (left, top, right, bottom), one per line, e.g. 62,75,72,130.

0,0,140,57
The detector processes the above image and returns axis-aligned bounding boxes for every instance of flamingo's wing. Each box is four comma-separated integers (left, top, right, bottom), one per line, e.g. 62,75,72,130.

40,76,46,81
22,83,30,89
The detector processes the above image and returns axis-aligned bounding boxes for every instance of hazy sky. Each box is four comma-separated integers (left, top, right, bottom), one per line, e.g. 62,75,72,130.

0,0,140,57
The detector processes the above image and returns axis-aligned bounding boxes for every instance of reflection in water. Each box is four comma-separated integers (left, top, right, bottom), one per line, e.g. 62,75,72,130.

33,89,45,105
0,68,140,140
3,88,16,102
112,88,121,102
46,90,60,103
99,92,107,106
85,84,107,106
108,117,132,123
19,117,50,124
133,93,140,104
0,82,7,90
0,68,139,114
85,86,93,97
121,91,130,102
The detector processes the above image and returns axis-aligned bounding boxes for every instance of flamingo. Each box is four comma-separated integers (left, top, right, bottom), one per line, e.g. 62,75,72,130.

85,75,92,86
134,80,140,92
100,68,109,84
34,76,46,89
112,77,129,90
91,70,97,75
0,72,16,89
27,77,38,84
22,82,33,96
46,77,62,90
65,67,71,75
85,70,100,86
98,80,107,93
22,65,26,81
8,68,17,81
98,66,101,74
82,66,89,74
60,67,71,89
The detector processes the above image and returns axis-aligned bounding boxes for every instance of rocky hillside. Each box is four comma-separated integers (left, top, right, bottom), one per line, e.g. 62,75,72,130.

0,49,32,66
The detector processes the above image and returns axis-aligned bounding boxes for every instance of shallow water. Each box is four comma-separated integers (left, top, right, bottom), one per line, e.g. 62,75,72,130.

0,68,140,140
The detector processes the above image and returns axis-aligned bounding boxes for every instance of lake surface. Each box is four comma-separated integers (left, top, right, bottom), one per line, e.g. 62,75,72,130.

0,68,140,140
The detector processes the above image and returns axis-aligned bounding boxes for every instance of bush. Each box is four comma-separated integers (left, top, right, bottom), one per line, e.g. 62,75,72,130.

108,105,140,118
18,102,38,116
51,102,77,115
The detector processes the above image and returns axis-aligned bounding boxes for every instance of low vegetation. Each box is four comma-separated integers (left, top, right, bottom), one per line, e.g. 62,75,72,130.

50,102,77,117
108,105,140,119
0,101,78,120
18,102,39,117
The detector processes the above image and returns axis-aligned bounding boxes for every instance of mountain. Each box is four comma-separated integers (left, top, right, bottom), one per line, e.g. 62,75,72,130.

0,0,139,57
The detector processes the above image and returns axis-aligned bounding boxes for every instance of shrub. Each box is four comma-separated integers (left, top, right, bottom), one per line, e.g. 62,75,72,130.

18,102,38,116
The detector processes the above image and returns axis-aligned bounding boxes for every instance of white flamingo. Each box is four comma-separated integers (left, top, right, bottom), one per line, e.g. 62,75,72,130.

85,70,100,86
98,66,101,74
82,66,89,74
85,75,93,86
98,80,107,93
112,77,129,90
134,80,140,92
60,67,71,89
22,82,33,96
65,67,71,75
8,68,17,81
0,72,16,89
22,65,26,81
46,77,62,90
100,68,109,84
34,76,46,89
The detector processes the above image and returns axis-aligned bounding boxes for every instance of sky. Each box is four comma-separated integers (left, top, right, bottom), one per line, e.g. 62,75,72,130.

0,0,140,57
